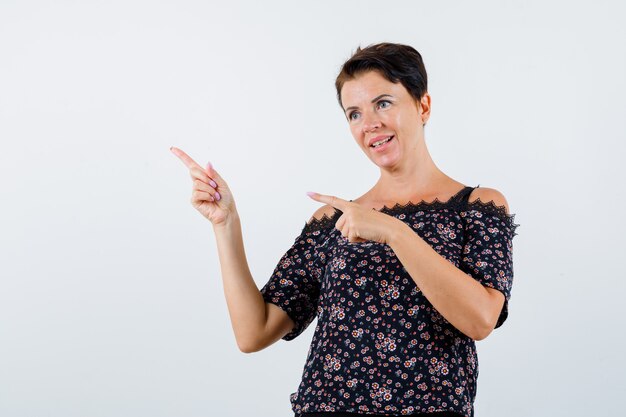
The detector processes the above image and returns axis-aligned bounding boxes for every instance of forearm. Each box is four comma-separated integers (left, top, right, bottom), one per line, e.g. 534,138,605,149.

212,214,266,352
387,220,492,340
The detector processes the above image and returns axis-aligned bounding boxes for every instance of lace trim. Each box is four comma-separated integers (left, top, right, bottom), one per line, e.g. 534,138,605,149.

302,187,520,236
302,210,342,234
460,186,519,236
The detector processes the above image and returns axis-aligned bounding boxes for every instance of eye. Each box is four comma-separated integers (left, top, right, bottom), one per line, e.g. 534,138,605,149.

377,100,391,109
348,100,391,122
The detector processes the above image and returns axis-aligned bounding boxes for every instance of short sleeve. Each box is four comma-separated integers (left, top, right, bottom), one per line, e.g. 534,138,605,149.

459,208,519,329
260,222,331,341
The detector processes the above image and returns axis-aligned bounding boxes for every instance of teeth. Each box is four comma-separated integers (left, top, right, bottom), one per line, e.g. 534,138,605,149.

372,136,392,147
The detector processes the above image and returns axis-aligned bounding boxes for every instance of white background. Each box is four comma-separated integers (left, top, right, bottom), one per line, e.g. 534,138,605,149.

1,1,625,416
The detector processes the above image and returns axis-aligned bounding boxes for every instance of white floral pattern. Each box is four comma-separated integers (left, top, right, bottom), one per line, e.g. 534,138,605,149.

260,186,519,417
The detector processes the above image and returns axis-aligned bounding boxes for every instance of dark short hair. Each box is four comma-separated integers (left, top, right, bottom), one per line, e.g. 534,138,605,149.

335,42,428,111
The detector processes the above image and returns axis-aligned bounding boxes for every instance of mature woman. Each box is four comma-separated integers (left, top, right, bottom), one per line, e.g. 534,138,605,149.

171,42,519,417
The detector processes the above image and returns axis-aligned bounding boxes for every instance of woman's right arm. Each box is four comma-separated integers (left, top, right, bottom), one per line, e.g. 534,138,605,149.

170,146,294,353
214,203,336,352
213,215,296,353
171,147,336,353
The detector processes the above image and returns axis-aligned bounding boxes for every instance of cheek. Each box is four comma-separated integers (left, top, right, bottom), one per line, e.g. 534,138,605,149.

390,112,404,126
393,113,417,135
350,126,362,142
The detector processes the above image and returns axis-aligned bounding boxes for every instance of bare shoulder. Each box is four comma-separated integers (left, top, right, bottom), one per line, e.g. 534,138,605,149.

307,204,338,224
468,187,510,215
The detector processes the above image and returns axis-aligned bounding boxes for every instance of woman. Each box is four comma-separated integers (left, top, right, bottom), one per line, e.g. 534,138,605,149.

171,42,519,417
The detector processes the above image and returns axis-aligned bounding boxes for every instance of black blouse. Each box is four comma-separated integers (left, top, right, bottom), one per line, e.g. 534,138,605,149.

260,185,519,417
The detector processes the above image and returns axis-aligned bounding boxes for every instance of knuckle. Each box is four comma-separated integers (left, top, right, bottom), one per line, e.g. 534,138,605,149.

190,168,206,181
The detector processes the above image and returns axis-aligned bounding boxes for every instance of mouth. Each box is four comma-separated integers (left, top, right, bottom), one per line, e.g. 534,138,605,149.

370,135,395,150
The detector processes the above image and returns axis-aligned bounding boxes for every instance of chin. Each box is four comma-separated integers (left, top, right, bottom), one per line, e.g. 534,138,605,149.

373,154,402,168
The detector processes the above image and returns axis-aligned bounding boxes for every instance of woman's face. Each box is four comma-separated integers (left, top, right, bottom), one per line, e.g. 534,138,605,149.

340,70,429,168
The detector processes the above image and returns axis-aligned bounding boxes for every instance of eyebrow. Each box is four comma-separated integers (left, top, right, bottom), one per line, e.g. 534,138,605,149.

344,94,394,113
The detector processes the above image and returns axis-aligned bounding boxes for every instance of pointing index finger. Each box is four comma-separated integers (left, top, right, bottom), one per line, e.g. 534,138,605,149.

307,191,349,210
170,146,202,170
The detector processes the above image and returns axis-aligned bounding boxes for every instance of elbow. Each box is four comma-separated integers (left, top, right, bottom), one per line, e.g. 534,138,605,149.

461,321,491,341
472,287,504,341
238,343,258,354
472,311,499,341
238,345,254,354
237,339,260,354
472,326,492,341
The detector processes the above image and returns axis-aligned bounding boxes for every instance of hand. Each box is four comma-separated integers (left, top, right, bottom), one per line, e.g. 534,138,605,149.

170,146,236,226
306,191,399,245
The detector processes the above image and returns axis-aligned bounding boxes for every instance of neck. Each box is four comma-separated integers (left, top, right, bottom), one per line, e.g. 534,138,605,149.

369,138,451,202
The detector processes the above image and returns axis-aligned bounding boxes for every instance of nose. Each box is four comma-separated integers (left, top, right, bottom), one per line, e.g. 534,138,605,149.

361,109,382,133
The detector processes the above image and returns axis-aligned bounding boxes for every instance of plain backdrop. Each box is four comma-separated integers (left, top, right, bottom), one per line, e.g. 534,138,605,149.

1,0,625,416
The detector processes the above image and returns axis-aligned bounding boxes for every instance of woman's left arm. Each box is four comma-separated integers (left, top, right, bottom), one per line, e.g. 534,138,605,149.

387,190,510,341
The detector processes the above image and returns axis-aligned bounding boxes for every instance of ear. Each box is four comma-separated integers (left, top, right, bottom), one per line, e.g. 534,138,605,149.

419,92,431,126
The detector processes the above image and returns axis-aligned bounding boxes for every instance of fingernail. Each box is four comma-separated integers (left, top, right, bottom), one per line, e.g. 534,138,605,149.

207,161,213,170
306,191,316,197
209,180,217,188
215,191,221,200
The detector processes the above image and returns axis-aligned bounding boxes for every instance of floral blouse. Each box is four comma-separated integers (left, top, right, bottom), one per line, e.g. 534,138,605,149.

260,185,520,417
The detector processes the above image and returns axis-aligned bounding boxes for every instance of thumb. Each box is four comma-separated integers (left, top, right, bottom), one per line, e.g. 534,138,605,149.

205,161,226,186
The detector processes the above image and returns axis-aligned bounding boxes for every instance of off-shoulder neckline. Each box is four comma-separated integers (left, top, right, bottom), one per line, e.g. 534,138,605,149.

303,185,519,235
349,185,470,213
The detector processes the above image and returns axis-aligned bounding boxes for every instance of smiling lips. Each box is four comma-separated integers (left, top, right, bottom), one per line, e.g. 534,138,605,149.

369,135,395,150
368,134,394,147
